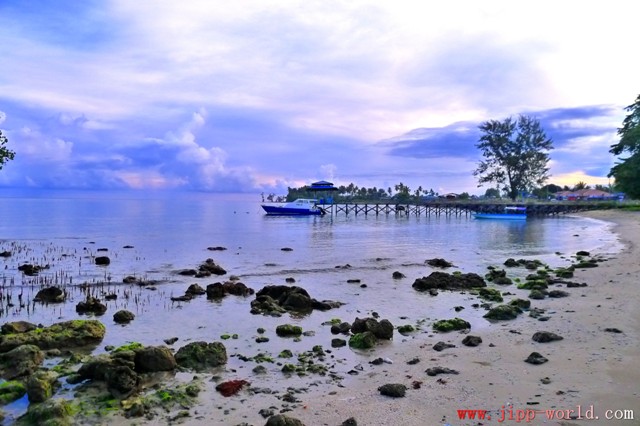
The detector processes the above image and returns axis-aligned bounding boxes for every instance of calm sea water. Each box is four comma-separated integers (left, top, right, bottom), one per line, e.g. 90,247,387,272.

0,188,624,422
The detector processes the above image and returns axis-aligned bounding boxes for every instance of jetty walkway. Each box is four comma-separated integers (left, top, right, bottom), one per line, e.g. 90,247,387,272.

321,201,614,217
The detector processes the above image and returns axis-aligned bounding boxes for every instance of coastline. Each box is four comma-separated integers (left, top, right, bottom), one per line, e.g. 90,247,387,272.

269,209,640,426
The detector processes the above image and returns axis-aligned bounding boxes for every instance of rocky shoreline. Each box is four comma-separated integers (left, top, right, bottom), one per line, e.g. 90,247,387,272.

0,211,638,425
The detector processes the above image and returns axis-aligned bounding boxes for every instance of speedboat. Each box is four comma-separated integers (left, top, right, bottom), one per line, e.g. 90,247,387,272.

261,198,326,216
473,206,526,220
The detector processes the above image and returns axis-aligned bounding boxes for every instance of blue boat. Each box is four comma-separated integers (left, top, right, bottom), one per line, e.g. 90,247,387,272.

261,198,326,216
473,206,527,220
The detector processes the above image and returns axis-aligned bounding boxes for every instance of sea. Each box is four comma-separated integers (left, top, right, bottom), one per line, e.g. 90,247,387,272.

0,188,624,422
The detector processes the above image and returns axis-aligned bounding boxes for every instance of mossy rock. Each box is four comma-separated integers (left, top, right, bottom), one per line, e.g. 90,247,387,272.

0,380,26,405
529,289,547,300
432,318,471,332
348,331,377,349
509,298,531,310
397,325,415,335
275,324,302,337
555,268,574,278
278,349,293,359
517,280,548,290
20,398,76,426
478,288,504,303
573,260,598,269
0,320,106,353
483,304,522,320
174,341,227,371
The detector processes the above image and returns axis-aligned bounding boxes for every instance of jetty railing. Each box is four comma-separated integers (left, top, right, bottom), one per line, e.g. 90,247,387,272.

321,201,617,217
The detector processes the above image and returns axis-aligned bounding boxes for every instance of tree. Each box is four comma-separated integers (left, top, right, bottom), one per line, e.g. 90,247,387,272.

474,115,553,201
0,130,15,171
484,188,501,198
609,94,640,199
572,181,589,191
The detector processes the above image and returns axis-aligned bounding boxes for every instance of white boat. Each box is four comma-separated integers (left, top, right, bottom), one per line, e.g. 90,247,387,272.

261,198,326,216
473,206,527,220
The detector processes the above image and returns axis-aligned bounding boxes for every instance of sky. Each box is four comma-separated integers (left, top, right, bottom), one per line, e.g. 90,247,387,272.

1,0,639,196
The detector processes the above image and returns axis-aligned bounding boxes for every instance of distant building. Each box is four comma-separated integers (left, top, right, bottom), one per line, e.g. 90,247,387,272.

555,189,615,201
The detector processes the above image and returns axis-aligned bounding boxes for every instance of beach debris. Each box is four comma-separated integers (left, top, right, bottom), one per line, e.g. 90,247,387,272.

378,383,407,398
532,331,563,343
524,352,548,365
426,366,459,376
461,335,482,347
432,318,471,332
215,379,249,397
413,271,486,292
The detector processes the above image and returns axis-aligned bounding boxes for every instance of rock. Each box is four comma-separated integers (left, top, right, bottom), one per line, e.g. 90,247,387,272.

0,251,10,258
164,337,179,345
0,320,106,353
432,318,471,332
207,246,227,251
18,263,48,276
33,286,66,303
392,271,405,279
135,346,176,372
604,327,623,333
0,380,26,404
175,341,228,371
351,317,394,339
331,338,347,348
378,383,406,398
426,258,454,268
26,370,59,403
215,379,249,397
113,310,135,324
76,297,107,315
576,250,590,256
341,418,358,426
525,352,548,365
509,298,531,310
275,324,303,337
22,398,74,425
198,258,227,276
1,321,38,334
529,289,547,300
483,304,522,320
0,345,45,379
532,331,564,343
412,271,486,292
348,331,377,349
397,324,415,335
547,290,569,298
478,288,503,302
186,284,206,296
433,341,456,352
251,285,341,315
265,414,306,426
461,335,483,347
95,256,111,266
426,366,459,376
105,365,139,398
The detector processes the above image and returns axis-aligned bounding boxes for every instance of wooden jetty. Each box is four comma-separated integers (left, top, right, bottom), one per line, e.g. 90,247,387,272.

324,201,614,217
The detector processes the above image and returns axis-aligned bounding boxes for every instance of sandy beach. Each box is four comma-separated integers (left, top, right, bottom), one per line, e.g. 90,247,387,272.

263,209,640,426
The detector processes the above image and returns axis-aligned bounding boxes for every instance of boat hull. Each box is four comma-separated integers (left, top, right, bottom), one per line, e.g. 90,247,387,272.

473,213,526,220
261,205,323,216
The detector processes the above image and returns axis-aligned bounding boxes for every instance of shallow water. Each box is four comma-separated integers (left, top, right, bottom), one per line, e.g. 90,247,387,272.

0,189,623,423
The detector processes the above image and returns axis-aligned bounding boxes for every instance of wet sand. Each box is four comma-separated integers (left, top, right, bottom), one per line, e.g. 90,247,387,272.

267,210,640,426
